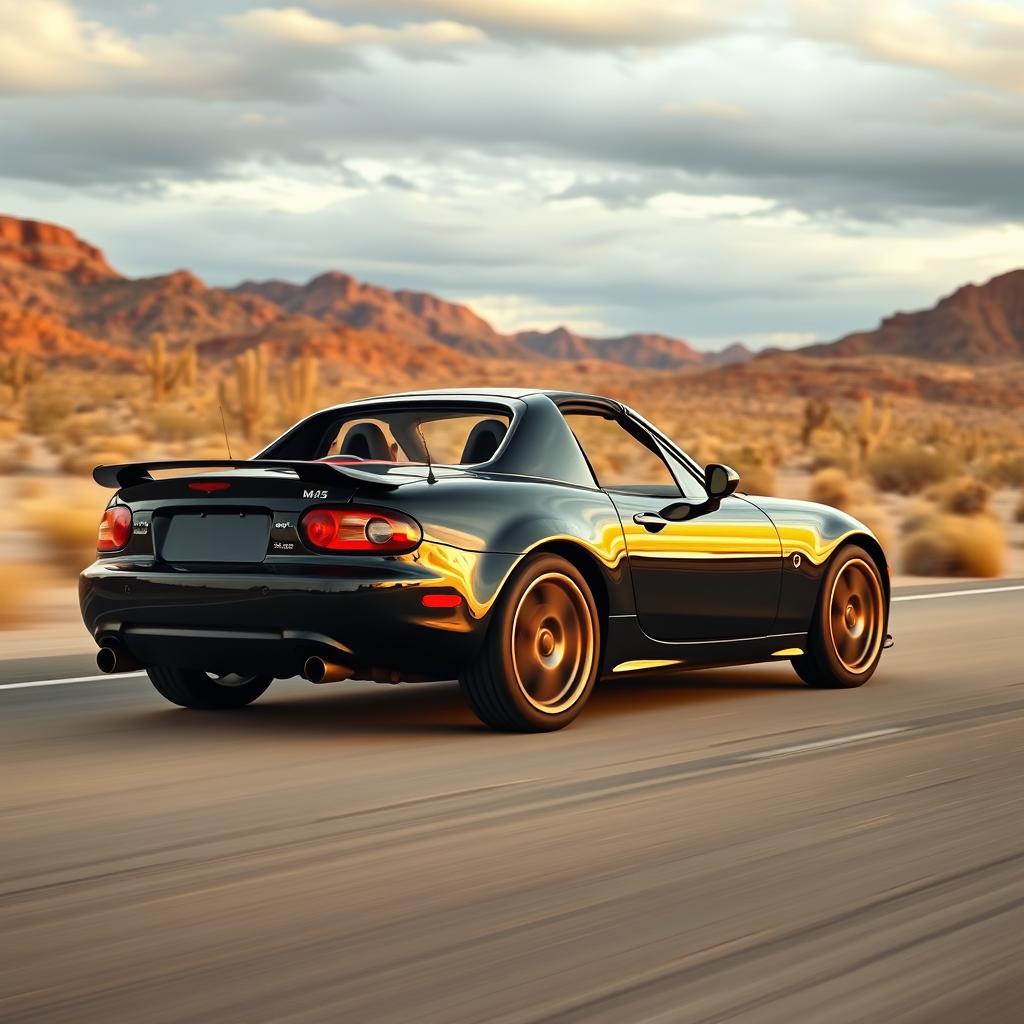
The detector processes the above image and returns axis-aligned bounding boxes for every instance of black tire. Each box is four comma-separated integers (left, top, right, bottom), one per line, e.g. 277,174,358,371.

459,554,600,732
147,666,272,709
792,543,887,689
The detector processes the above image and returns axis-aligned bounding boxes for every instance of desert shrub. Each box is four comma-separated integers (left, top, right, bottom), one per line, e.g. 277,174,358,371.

57,444,136,477
1015,492,1024,524
928,476,991,516
144,404,218,442
902,515,1004,578
867,447,956,495
21,383,78,436
736,462,775,497
715,445,776,496
808,445,855,475
809,468,852,508
0,439,32,474
986,451,1024,488
0,565,41,628
24,487,103,574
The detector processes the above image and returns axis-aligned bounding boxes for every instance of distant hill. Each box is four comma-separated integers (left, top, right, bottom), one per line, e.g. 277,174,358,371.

807,269,1024,363
0,214,742,371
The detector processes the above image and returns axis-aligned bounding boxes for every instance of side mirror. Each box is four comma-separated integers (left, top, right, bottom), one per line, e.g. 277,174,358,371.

705,463,740,500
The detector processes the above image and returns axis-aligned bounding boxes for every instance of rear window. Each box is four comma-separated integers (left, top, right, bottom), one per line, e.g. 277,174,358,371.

321,409,511,466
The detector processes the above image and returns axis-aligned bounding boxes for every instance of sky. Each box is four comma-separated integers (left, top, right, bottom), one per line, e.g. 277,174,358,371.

1,1,1023,350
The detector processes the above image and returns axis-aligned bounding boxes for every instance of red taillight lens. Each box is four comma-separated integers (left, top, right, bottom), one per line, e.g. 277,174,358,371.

299,507,422,554
97,506,132,551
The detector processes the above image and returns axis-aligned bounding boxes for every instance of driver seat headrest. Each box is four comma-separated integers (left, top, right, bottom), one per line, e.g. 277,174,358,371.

340,423,393,461
460,419,507,465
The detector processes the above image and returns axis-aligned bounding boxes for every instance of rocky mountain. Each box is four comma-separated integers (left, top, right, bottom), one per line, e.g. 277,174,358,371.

2,213,744,371
516,327,708,369
809,269,1024,363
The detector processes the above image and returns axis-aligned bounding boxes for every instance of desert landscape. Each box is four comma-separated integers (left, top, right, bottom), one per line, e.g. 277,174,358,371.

2,213,1023,646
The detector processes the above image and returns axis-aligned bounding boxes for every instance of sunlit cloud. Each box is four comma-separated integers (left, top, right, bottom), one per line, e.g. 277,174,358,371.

792,0,1024,93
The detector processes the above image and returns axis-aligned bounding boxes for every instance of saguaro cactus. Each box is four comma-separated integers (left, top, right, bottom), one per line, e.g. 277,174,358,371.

145,334,197,402
854,394,892,468
0,351,43,403
800,397,830,448
218,345,267,442
277,355,318,422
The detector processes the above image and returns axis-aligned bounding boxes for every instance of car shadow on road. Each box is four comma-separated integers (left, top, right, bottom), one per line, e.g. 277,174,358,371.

104,663,806,742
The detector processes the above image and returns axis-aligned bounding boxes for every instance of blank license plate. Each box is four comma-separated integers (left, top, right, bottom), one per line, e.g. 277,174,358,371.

161,513,270,563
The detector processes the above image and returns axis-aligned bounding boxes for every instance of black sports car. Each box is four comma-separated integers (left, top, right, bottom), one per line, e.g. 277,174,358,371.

81,388,891,731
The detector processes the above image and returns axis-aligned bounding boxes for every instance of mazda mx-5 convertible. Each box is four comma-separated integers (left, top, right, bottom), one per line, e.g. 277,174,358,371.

81,388,891,732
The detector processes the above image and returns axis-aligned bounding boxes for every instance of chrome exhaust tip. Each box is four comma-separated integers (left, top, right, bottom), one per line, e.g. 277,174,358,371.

303,656,354,684
96,644,142,674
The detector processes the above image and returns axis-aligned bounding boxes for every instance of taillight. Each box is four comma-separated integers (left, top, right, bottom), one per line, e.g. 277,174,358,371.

97,506,132,551
299,506,422,554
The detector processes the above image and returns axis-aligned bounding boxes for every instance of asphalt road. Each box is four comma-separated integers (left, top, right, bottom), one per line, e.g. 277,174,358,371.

2,581,1024,1023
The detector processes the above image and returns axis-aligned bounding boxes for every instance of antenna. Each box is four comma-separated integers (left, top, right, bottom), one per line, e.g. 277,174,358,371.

415,420,437,485
219,404,234,460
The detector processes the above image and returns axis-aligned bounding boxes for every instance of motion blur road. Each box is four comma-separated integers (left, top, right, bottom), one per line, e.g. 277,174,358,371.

2,581,1023,1023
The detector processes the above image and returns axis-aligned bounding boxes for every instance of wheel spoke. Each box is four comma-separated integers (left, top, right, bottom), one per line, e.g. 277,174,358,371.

829,557,884,674
510,571,594,713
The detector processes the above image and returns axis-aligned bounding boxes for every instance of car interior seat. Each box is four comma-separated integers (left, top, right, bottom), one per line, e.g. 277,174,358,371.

339,423,394,461
460,419,508,464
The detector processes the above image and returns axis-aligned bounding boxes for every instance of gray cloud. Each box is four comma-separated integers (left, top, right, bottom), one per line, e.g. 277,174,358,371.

2,0,1023,349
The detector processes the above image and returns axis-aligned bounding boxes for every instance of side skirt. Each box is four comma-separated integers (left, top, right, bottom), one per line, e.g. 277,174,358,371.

601,614,807,677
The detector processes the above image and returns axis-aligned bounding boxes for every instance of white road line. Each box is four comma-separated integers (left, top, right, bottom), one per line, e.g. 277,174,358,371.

740,727,907,761
0,671,145,691
893,584,1024,602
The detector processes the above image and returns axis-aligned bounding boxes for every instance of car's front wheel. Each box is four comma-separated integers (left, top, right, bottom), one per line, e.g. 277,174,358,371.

792,543,887,689
147,666,272,709
460,554,600,732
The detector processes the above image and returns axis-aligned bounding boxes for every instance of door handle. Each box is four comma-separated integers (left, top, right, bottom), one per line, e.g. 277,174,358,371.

633,511,667,533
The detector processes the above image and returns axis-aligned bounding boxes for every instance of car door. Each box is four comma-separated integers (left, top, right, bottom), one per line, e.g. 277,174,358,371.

564,409,782,642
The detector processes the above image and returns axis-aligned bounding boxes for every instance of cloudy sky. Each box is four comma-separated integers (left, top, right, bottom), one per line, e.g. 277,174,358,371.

1,0,1022,349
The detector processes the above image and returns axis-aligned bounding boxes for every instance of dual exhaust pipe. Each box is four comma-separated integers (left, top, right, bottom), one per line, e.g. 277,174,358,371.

96,643,353,685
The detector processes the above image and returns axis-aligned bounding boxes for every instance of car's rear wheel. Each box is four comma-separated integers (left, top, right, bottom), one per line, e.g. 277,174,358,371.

792,543,887,689
147,666,272,709
460,554,600,732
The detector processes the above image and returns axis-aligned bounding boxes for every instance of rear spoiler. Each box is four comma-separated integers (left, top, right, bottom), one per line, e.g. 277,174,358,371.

93,459,399,490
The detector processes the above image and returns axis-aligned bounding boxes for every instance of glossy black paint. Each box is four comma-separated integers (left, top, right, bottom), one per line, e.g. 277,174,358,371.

80,388,888,683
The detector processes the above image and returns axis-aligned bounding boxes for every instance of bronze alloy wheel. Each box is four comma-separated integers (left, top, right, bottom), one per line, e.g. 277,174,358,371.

827,556,885,674
511,572,596,714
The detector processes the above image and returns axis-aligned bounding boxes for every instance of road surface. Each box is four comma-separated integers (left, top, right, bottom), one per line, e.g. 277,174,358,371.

2,581,1023,1022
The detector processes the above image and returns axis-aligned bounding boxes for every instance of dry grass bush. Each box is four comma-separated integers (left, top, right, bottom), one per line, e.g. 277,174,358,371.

0,439,32,474
928,476,991,516
144,404,220,443
901,474,1004,577
867,446,957,494
57,443,138,476
714,445,777,496
1015,491,1024,524
21,483,105,575
986,451,1024,488
902,515,1004,577
0,565,41,629
737,463,776,497
22,384,77,436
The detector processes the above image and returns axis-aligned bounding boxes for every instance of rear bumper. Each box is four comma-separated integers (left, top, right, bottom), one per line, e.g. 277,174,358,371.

79,547,518,679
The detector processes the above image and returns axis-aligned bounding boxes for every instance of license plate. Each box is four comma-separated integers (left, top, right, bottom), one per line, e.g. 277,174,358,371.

161,513,270,563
